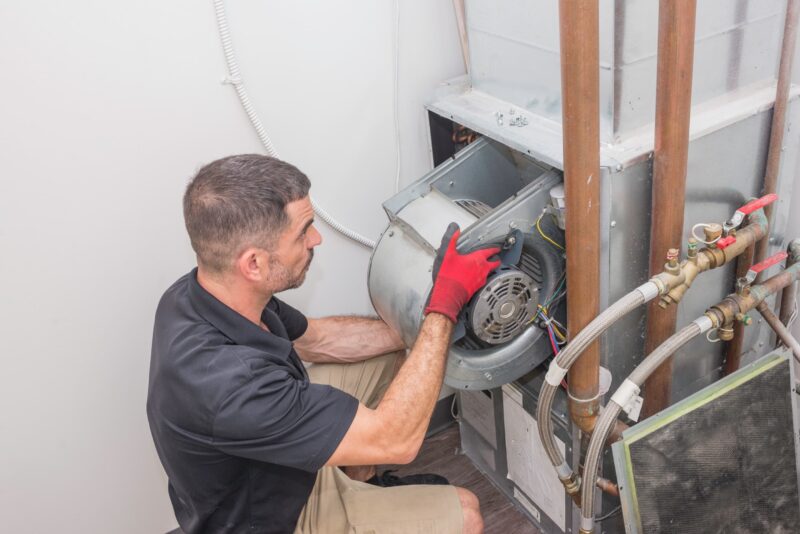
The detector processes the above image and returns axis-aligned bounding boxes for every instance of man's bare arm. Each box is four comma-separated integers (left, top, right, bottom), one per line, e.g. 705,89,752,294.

324,312,453,466
324,223,500,466
294,316,405,363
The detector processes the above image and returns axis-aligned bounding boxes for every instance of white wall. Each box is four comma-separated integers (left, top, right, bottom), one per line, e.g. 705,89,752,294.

0,1,464,532
3,2,800,533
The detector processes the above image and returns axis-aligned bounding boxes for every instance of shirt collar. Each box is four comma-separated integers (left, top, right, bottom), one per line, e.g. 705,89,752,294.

186,268,293,357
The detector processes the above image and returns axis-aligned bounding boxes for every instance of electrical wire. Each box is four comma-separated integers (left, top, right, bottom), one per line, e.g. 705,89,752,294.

393,0,402,194
535,213,565,251
596,505,622,522
212,0,376,249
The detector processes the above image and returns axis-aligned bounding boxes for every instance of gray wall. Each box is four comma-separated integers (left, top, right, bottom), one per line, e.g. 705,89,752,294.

0,1,463,532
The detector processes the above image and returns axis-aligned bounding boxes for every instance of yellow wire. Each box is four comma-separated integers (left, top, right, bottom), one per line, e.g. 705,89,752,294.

534,304,567,341
535,213,565,251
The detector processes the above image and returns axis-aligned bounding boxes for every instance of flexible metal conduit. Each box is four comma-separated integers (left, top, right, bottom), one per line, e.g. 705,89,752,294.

537,209,769,496
536,284,658,486
579,247,800,532
212,0,376,249
579,320,709,534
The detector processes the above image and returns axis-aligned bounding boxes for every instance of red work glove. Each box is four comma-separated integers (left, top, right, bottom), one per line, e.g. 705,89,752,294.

424,223,502,323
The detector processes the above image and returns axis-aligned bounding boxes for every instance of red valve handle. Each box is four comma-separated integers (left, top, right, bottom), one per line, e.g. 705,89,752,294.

749,251,788,274
738,193,778,216
716,236,737,250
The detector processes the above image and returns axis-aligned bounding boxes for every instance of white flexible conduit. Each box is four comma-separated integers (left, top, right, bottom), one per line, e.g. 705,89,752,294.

212,0,377,249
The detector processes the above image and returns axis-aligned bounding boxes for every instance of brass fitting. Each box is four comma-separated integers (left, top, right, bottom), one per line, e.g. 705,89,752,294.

704,223,723,247
687,237,698,260
718,321,735,341
561,472,582,496
560,472,583,507
666,248,680,272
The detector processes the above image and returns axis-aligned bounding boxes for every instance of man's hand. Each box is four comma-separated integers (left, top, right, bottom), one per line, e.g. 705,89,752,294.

424,223,501,323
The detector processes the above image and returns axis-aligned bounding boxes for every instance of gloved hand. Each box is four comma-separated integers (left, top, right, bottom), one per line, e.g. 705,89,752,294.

424,223,502,323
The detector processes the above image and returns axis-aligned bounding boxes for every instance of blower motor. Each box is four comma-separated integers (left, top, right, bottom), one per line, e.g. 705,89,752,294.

368,138,565,389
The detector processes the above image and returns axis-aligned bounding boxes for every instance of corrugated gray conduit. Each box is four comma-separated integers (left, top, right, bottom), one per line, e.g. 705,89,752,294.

579,317,712,533
212,0,376,249
536,282,661,480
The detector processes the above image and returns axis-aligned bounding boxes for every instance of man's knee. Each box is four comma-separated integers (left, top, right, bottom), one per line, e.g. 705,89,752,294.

455,487,483,534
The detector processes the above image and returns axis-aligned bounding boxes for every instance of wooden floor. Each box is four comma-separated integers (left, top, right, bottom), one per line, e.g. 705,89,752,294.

380,424,541,534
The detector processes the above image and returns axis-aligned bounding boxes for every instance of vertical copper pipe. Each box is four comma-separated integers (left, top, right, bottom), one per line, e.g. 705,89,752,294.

559,0,602,430
726,0,800,373
642,0,697,419
754,0,800,266
452,0,470,74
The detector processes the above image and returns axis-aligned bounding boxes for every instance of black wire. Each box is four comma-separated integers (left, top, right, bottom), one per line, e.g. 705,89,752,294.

596,504,622,522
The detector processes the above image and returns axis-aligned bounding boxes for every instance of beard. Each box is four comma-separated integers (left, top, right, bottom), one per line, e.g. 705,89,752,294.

269,249,314,291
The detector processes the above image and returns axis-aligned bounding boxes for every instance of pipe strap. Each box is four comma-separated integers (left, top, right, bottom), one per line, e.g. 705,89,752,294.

637,281,662,301
545,361,569,387
692,315,714,333
557,463,572,479
611,379,641,412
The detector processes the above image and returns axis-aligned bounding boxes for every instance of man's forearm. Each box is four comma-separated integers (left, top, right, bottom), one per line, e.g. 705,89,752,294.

374,313,453,457
294,316,406,363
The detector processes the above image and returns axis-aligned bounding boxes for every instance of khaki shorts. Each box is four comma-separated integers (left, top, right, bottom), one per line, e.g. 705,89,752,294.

294,351,464,534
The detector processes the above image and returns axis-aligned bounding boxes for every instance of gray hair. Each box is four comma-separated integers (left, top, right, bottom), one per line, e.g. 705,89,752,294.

183,154,311,273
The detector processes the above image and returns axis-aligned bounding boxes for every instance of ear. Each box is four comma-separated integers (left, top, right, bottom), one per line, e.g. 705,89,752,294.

235,247,269,282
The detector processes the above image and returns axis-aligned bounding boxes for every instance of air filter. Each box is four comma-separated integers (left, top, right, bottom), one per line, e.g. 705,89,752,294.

612,351,800,533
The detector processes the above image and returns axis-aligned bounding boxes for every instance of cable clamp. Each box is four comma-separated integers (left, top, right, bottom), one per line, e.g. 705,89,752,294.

636,281,661,302
545,361,569,387
611,379,643,422
556,462,573,480
692,315,714,333
221,75,242,86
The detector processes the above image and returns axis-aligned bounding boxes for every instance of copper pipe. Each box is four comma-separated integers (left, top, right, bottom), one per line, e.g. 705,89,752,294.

596,477,620,498
780,241,800,325
451,0,470,74
728,0,800,373
757,302,800,363
754,0,800,266
559,0,602,433
642,0,698,419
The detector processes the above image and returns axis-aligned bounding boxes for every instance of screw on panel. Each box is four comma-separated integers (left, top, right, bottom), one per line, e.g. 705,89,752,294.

610,220,617,228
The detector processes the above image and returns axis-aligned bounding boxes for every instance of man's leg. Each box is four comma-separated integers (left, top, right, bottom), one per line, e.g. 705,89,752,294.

298,352,484,533
306,351,403,481
297,465,475,534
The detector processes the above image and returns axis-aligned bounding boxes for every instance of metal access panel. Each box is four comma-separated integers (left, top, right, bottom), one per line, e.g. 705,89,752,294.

459,368,575,534
612,351,800,534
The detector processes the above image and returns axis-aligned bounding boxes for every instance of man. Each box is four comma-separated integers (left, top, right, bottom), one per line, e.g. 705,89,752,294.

147,155,500,533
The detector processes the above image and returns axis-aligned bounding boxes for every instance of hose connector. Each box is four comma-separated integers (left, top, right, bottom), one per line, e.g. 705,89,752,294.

559,470,583,507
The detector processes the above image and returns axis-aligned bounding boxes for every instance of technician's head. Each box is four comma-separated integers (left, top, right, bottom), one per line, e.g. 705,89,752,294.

183,154,322,292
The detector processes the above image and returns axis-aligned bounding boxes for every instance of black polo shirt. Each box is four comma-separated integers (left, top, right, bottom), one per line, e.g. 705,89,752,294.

147,269,358,533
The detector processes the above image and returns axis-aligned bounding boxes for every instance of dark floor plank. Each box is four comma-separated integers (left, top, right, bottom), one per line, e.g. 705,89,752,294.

380,424,540,534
